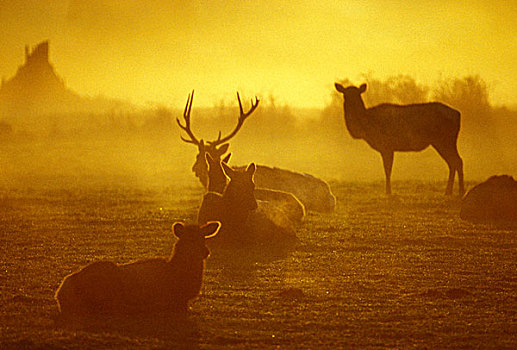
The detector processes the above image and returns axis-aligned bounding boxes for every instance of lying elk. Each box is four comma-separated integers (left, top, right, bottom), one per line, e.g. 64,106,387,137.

335,83,465,196
206,152,305,224
55,222,220,318
198,157,297,246
177,91,336,212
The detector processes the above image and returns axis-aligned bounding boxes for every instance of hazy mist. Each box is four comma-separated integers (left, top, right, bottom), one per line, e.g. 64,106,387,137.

1,74,516,191
1,0,516,108
1,1,516,191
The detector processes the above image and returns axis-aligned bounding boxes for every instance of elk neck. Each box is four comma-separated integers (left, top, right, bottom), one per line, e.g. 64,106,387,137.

221,181,256,222
169,240,206,267
193,156,209,189
343,96,367,139
168,242,206,289
207,161,228,194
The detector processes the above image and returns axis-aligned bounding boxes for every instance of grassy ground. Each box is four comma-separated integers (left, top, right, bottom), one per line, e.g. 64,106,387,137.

1,180,516,349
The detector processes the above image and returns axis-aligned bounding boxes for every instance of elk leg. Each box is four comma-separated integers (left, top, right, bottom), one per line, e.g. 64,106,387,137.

440,155,455,196
432,143,463,196
446,165,455,195
381,151,394,195
456,156,465,196
450,145,465,196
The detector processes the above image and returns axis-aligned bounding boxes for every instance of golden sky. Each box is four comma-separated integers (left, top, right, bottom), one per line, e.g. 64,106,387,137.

1,0,516,108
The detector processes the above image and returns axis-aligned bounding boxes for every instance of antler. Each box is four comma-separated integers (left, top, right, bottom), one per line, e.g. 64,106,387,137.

208,92,260,146
176,90,200,145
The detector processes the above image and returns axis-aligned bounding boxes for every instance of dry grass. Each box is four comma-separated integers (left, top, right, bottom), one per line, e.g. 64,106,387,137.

1,180,516,349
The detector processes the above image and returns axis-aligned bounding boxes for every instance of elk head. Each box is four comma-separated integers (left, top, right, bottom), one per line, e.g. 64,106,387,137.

334,83,367,101
193,140,230,188
221,162,258,211
172,221,221,260
205,152,232,194
177,91,259,189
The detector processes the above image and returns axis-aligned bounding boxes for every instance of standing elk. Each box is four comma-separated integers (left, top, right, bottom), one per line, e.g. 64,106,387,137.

55,221,220,318
177,91,336,212
334,83,465,196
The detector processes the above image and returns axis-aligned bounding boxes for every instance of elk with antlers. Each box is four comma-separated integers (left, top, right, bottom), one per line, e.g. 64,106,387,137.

177,91,258,190
177,91,336,213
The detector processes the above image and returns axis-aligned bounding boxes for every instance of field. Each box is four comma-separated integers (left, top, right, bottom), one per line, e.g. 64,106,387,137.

1,178,516,349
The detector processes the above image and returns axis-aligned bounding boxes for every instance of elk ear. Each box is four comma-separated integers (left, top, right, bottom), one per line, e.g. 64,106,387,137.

201,221,221,238
222,153,232,164
173,222,186,238
221,162,235,179
216,143,230,157
205,152,215,164
359,83,367,93
334,83,346,93
246,163,256,177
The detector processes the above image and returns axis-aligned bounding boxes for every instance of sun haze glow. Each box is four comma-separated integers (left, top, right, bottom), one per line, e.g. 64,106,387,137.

1,0,516,108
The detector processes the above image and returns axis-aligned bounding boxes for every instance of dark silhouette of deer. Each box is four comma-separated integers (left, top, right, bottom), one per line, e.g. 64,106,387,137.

55,222,220,318
205,152,304,227
177,91,336,212
205,144,232,194
198,156,298,245
198,160,258,243
335,83,465,196
177,91,257,190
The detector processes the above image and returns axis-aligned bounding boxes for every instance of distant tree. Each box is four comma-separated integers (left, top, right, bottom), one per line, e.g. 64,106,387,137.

432,75,491,123
320,80,352,142
204,93,298,142
143,107,173,134
355,75,429,105
433,76,496,144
